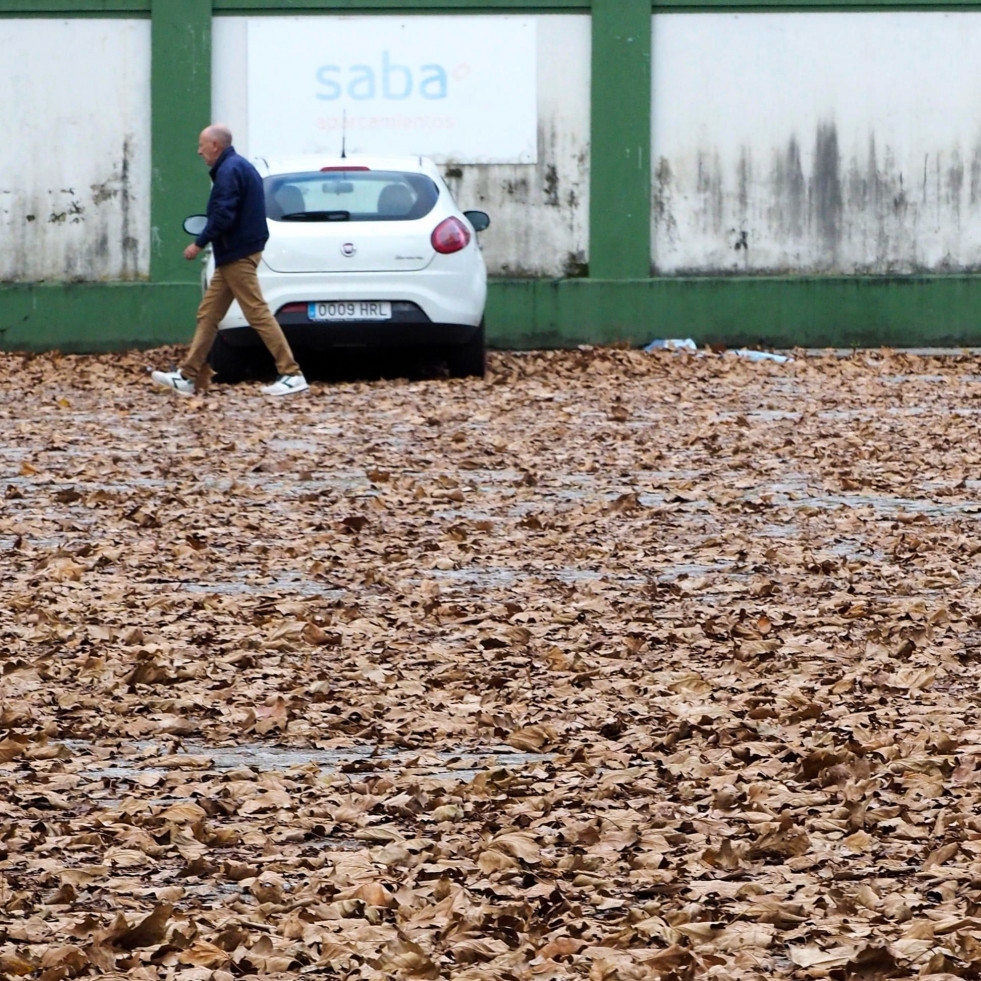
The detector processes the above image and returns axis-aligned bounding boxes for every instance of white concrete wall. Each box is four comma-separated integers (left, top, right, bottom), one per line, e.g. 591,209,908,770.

20,12,973,284
213,15,590,278
651,11,981,276
0,19,151,283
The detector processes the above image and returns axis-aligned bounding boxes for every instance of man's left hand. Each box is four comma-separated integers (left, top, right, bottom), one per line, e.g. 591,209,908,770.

184,243,202,261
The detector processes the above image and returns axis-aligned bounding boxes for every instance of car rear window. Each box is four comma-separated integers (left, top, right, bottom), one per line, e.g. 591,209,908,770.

264,170,439,222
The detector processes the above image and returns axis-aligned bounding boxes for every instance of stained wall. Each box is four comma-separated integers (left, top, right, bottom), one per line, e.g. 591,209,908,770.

651,11,981,276
0,19,151,283
212,14,591,280
7,7,981,299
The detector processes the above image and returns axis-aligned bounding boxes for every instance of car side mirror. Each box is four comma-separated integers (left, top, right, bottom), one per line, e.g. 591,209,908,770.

464,210,490,233
183,214,207,236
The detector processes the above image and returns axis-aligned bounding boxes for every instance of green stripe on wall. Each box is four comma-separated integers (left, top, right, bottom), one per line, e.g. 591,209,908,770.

214,1,587,11
3,277,981,352
4,1,981,15
0,283,199,351
0,1,150,12
652,2,981,9
485,277,981,349
589,0,651,279
150,0,213,284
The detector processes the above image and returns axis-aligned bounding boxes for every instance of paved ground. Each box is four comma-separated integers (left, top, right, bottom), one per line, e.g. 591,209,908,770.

2,345,981,979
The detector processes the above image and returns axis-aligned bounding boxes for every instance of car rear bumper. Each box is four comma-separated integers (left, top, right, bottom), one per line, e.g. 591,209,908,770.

218,320,481,350
210,263,487,333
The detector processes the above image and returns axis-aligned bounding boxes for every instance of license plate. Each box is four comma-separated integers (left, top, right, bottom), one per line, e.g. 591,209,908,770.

308,301,391,322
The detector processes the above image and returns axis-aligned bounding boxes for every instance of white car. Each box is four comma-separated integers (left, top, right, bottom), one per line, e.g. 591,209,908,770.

185,155,490,379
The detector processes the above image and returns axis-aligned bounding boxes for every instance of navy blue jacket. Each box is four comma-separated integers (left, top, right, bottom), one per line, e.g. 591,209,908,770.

194,147,269,267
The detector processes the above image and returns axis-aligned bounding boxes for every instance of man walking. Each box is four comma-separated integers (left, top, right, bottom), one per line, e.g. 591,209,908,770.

152,124,308,397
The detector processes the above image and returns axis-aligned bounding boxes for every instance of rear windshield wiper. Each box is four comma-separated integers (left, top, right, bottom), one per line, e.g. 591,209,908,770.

281,211,351,222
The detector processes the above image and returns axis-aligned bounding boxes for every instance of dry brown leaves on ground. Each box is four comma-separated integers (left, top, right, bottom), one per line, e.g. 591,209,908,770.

2,345,981,980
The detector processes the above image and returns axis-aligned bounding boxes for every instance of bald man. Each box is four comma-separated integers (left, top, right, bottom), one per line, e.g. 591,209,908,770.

152,124,308,397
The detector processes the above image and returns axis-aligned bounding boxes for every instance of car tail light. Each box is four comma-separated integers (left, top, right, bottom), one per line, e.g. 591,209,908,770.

321,166,369,171
431,217,471,254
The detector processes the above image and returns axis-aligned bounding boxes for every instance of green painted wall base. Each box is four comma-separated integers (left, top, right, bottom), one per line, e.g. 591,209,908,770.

0,283,200,352
486,276,981,349
2,276,981,353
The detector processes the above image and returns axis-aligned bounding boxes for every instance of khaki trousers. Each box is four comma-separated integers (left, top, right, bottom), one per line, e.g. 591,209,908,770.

181,253,302,383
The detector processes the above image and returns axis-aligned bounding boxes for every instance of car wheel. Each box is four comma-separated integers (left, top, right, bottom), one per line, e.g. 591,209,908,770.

446,321,486,378
208,332,253,383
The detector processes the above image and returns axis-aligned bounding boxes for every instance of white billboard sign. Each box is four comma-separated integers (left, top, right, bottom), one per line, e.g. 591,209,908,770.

246,16,538,164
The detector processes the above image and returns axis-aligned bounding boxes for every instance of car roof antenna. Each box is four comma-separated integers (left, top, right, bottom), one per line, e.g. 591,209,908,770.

341,110,347,159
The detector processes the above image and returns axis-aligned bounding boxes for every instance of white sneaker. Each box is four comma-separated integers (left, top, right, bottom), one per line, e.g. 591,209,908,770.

261,373,309,396
151,369,195,396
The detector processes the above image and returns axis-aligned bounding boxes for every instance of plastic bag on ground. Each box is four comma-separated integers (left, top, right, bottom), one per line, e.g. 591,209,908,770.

644,338,698,353
732,349,793,363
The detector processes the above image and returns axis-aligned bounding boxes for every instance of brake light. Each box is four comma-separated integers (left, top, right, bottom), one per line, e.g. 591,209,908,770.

321,166,370,171
431,217,471,254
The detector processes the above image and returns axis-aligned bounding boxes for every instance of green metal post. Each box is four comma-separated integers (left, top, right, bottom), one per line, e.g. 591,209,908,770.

588,0,651,279
150,0,212,283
